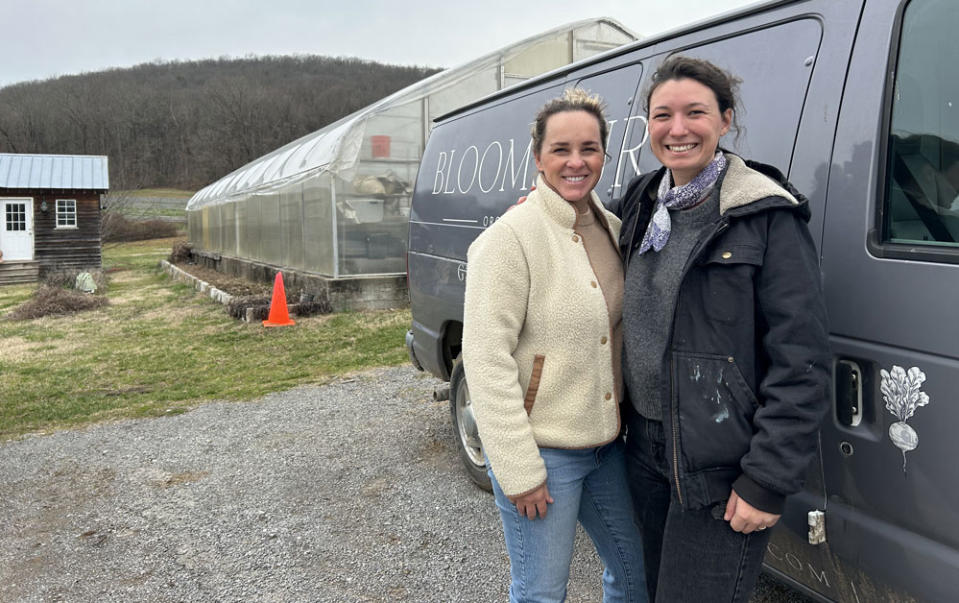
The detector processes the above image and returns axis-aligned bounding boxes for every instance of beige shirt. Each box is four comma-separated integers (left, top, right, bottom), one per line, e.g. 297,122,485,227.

576,205,624,403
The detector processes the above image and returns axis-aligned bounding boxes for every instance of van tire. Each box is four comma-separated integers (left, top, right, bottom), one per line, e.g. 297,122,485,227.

449,356,492,492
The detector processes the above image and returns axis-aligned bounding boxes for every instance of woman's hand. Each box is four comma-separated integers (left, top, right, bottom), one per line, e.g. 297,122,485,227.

507,185,536,211
509,483,554,519
724,489,780,534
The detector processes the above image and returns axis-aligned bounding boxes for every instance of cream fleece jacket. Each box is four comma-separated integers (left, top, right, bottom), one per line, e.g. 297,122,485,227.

462,176,623,497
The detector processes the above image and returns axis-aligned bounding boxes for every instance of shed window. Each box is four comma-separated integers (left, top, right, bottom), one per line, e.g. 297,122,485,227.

5,203,26,231
56,199,77,228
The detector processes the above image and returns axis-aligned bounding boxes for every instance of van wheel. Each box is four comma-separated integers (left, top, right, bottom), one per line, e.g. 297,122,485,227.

449,357,492,492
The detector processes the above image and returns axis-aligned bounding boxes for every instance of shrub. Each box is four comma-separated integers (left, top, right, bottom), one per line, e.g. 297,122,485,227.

168,240,193,264
102,213,179,242
6,286,109,320
42,267,108,292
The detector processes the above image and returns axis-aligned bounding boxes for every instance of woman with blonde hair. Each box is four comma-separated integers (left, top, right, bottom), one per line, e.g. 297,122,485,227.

463,88,647,603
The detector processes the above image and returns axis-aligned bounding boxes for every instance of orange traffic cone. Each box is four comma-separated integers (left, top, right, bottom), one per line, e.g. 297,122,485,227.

263,272,295,327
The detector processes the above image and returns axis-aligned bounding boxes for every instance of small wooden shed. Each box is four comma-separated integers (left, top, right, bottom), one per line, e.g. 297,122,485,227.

0,153,109,284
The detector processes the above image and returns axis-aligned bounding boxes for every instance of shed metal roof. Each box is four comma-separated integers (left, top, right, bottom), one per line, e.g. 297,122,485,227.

0,153,109,191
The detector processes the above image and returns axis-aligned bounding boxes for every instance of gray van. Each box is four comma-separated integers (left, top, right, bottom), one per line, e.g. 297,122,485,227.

405,0,959,600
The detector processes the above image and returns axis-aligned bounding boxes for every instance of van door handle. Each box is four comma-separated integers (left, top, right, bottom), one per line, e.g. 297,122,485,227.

835,359,863,427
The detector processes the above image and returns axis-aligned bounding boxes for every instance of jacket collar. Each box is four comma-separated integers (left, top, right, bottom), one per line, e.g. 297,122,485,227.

718,154,800,216
529,174,607,229
639,153,807,219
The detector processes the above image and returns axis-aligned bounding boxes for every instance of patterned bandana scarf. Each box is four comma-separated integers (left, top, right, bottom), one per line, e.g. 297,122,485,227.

638,152,726,254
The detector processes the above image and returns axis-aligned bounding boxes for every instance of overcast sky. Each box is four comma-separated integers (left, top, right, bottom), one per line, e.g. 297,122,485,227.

1,0,759,88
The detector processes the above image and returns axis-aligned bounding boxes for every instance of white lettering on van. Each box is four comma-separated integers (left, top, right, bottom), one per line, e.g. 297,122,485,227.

432,139,533,195
766,545,830,588
478,141,503,193
430,113,649,196
433,152,449,195
614,115,649,188
457,145,480,193
785,553,803,572
499,138,534,192
443,150,457,194
807,565,830,587
599,118,618,183
766,542,876,601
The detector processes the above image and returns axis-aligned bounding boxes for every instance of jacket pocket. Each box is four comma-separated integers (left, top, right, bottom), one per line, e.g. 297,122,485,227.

697,243,764,325
672,351,756,472
524,354,546,415
702,243,764,266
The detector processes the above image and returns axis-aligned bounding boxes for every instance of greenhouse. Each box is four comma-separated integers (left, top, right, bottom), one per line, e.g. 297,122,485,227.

185,18,636,307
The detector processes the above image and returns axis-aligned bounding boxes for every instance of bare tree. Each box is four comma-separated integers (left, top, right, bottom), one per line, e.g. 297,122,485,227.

0,56,440,190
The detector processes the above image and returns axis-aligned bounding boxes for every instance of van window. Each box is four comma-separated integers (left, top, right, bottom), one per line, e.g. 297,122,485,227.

883,0,959,248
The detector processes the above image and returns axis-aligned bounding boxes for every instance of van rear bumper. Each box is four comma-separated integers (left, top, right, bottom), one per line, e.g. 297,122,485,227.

405,329,424,371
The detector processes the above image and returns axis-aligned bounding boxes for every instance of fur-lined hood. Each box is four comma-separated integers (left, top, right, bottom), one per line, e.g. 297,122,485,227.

718,154,805,219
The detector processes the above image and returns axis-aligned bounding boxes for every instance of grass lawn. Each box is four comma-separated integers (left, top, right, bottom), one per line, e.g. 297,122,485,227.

106,189,194,221
129,188,195,198
0,237,411,439
118,207,187,219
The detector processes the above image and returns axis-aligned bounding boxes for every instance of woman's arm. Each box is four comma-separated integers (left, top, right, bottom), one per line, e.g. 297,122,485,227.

733,207,831,514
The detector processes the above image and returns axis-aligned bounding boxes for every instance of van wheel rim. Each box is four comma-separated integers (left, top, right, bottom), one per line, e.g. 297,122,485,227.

455,381,484,466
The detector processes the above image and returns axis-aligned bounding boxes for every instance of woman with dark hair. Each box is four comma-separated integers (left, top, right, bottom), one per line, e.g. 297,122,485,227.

619,55,830,602
463,88,647,602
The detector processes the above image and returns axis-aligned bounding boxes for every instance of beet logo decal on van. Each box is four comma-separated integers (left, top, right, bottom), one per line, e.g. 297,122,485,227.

881,365,929,472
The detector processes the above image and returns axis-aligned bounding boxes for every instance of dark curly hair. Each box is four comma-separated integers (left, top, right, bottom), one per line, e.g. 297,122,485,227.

644,55,743,140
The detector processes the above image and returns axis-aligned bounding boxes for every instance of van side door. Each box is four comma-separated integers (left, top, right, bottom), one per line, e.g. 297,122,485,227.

818,1,959,601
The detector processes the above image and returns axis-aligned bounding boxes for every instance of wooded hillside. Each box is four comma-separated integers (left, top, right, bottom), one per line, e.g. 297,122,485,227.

0,56,441,190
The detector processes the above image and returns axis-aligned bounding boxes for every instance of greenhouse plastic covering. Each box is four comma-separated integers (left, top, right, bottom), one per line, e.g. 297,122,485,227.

186,18,636,278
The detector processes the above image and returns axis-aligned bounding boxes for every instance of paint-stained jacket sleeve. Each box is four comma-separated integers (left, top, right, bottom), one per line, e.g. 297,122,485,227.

461,223,546,498
734,208,831,513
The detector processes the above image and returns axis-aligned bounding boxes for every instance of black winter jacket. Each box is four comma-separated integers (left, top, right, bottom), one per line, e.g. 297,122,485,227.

618,154,831,514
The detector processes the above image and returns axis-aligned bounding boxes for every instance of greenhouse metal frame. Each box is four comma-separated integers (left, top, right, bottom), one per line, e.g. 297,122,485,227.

186,18,636,285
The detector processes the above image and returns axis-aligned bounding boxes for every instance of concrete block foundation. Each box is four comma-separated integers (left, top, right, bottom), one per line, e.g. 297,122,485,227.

192,251,408,312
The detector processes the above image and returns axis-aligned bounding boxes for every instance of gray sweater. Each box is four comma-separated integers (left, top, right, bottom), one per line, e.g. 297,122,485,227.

623,190,719,420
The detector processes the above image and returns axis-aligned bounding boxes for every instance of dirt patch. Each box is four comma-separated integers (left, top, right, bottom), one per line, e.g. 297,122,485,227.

171,263,273,297
168,264,333,318
153,470,211,488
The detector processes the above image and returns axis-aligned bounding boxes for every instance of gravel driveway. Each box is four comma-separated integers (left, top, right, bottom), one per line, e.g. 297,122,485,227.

0,366,810,602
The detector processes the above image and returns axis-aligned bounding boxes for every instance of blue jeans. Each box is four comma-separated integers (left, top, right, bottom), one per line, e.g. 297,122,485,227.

623,409,770,603
488,439,648,603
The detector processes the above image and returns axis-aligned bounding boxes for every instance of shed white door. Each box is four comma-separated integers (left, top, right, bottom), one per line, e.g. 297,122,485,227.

0,198,34,261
